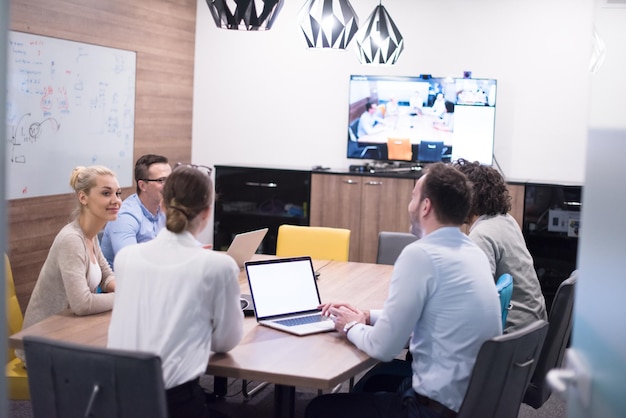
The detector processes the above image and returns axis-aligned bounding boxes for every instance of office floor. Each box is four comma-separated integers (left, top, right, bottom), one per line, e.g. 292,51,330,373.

9,371,567,418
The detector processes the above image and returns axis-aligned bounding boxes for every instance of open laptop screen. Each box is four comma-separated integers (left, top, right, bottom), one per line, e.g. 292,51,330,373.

246,257,322,319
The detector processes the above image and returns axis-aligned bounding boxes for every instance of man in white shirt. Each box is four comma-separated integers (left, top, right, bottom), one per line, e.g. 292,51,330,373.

306,163,502,418
357,102,386,138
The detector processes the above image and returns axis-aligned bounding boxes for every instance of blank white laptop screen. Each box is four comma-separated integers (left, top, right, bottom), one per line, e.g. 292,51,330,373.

245,256,334,336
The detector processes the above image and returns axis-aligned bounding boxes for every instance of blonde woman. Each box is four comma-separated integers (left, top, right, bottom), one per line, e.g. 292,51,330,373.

21,165,121,336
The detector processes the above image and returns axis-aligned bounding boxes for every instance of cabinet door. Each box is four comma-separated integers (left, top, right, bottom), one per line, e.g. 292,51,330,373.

360,177,415,263
507,183,525,229
214,166,311,254
310,174,362,261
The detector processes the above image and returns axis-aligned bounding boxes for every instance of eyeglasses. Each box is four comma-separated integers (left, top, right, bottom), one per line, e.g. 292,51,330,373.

175,163,213,176
140,177,168,184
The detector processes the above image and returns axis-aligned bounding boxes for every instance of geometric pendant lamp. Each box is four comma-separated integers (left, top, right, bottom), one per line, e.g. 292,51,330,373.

206,0,284,31
298,0,359,49
354,3,404,64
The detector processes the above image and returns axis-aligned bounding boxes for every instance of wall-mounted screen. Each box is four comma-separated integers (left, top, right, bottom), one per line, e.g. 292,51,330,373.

347,74,497,165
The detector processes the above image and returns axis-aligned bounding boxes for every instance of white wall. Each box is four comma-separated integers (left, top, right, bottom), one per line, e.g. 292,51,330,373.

193,0,595,184
588,5,626,130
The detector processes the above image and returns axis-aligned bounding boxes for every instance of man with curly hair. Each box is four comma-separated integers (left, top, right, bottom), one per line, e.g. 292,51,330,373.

454,158,547,332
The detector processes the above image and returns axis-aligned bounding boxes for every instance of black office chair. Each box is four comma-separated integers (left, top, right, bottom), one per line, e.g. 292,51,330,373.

349,119,359,141
523,270,577,409
458,319,549,418
376,231,419,265
23,336,168,418
348,119,383,160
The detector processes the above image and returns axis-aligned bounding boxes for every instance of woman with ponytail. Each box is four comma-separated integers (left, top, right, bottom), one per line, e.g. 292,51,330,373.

108,164,243,418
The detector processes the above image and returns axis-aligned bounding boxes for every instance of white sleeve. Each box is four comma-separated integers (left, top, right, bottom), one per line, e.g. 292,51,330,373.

210,260,244,353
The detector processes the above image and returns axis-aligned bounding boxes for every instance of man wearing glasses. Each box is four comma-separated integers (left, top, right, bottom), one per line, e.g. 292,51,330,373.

101,154,172,268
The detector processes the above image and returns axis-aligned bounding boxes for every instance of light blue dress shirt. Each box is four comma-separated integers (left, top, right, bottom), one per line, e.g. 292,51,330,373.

100,193,165,268
357,111,385,138
347,227,502,412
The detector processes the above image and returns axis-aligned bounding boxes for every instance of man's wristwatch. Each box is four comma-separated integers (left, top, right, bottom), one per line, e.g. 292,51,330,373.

343,320,359,335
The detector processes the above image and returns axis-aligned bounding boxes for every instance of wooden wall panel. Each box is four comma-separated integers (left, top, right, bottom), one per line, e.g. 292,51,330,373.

8,0,196,311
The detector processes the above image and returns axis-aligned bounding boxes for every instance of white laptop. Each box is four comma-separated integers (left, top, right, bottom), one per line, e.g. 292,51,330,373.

245,256,335,336
226,228,268,268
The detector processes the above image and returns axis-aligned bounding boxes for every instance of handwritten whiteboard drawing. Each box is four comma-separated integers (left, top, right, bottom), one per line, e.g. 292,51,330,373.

9,112,61,164
5,31,136,199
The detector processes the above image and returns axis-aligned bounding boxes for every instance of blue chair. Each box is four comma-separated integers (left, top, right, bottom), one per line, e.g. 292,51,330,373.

417,140,444,162
496,273,514,329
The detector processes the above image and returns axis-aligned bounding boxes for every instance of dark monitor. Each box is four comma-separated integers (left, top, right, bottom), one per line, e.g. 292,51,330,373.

23,336,168,418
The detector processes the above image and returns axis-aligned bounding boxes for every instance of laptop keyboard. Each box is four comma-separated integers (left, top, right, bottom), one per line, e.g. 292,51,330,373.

275,314,327,327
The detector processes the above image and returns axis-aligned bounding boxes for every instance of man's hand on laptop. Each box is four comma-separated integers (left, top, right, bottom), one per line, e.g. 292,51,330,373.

319,303,370,334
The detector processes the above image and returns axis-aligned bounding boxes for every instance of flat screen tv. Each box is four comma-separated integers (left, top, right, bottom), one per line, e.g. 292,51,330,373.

347,74,497,165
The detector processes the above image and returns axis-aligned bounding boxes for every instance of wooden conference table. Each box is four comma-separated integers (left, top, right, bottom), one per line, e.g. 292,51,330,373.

9,257,393,418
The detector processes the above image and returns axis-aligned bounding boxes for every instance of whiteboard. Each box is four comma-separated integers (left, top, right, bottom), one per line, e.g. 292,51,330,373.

5,31,136,199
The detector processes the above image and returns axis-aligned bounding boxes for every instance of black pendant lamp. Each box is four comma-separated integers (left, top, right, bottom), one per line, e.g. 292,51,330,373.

298,0,359,49
206,0,284,31
354,3,404,64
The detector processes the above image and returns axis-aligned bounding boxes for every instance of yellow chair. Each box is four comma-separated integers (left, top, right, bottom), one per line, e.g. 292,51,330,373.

5,253,30,400
275,225,351,261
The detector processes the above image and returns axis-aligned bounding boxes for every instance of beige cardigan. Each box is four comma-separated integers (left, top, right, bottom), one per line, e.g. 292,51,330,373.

22,220,115,330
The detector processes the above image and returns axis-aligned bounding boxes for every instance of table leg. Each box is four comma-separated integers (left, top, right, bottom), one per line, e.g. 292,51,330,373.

213,376,227,397
273,384,295,418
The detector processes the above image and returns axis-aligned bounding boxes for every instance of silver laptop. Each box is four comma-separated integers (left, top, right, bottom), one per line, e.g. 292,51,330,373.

245,256,335,336
226,228,268,268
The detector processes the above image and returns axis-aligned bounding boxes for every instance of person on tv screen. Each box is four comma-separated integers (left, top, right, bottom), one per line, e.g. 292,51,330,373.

305,163,502,418
433,100,455,132
453,159,547,332
425,92,447,117
357,102,386,138
385,97,400,118
100,154,172,268
107,164,243,418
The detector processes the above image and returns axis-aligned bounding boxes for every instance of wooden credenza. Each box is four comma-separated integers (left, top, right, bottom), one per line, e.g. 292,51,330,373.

212,166,538,264
310,173,415,263
507,183,525,229
309,172,525,263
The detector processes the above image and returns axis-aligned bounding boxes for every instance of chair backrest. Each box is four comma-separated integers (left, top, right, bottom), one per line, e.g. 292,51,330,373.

523,271,577,409
376,231,419,265
361,146,382,160
496,273,514,330
5,253,24,361
458,320,549,418
417,140,444,162
349,119,359,141
23,336,168,418
387,138,413,161
275,224,350,261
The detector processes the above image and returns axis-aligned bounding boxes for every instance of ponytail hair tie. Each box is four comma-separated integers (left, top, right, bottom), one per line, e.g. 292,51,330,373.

170,204,190,218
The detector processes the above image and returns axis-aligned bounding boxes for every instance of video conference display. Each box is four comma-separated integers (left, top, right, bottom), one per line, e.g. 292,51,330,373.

347,74,497,165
